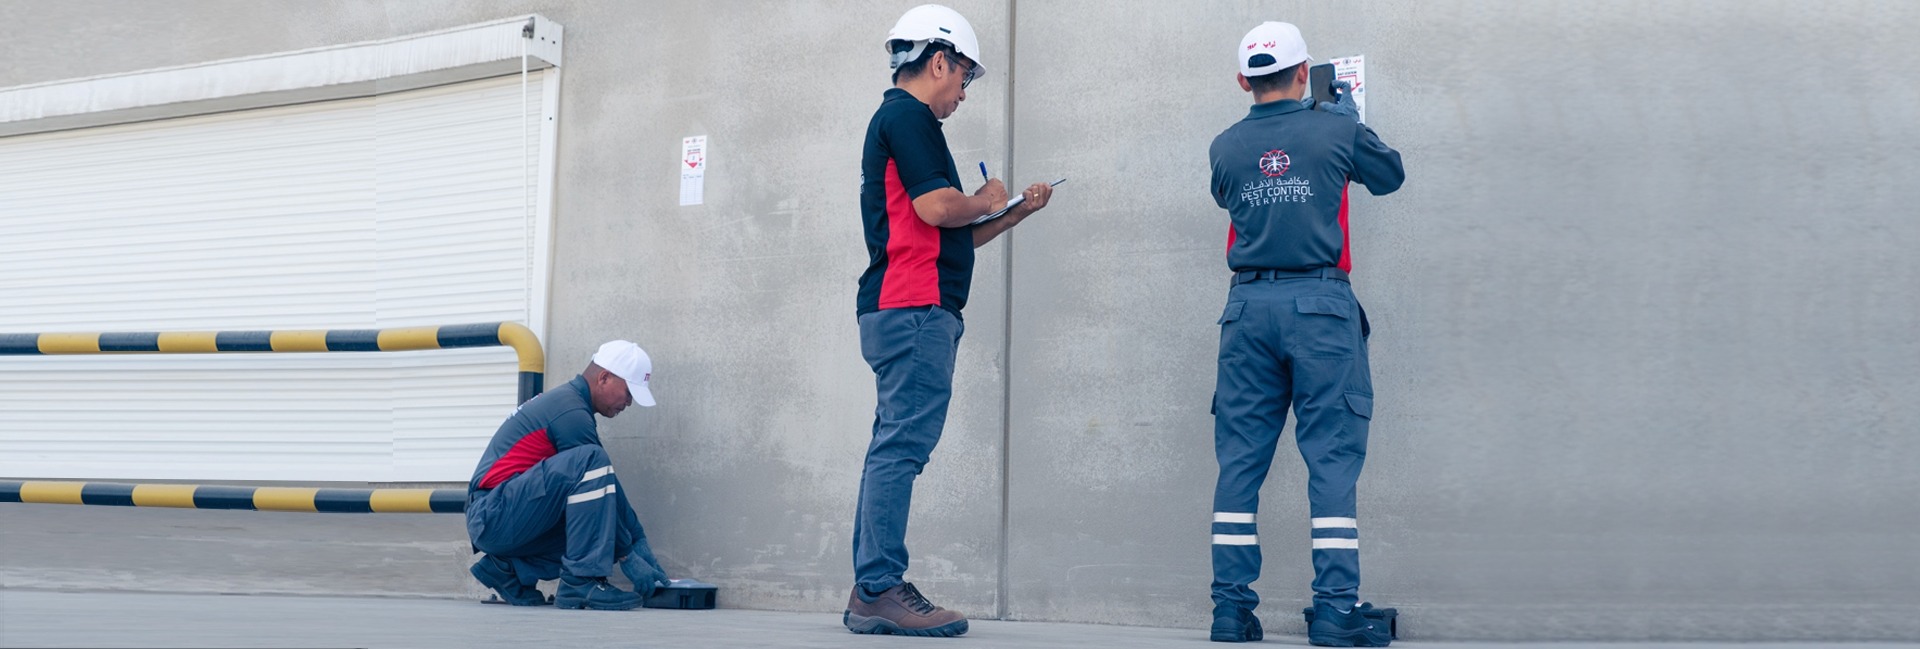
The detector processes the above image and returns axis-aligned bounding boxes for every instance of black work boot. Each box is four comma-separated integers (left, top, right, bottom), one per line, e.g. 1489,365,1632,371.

1308,600,1390,647
554,574,641,611
1210,603,1263,642
469,555,546,606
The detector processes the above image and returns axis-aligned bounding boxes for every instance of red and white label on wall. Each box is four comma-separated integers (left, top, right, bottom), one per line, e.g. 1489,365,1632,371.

680,135,707,206
1329,55,1366,123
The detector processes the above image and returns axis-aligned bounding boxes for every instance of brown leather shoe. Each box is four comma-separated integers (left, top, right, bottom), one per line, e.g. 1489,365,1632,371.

842,582,969,637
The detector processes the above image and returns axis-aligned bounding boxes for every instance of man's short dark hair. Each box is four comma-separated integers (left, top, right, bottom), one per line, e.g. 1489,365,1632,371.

1247,60,1303,94
892,40,958,84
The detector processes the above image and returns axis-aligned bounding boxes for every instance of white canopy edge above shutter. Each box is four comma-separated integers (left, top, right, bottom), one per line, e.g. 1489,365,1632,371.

0,14,563,137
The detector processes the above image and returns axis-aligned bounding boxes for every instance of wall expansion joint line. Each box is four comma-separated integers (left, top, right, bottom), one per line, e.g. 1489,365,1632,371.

996,0,1018,623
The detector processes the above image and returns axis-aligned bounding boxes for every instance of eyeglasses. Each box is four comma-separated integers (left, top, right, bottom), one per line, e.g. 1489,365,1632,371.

949,55,980,90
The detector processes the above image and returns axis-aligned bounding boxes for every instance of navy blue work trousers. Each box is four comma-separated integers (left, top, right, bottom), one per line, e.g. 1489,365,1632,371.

1210,276,1375,611
467,445,641,582
852,305,963,592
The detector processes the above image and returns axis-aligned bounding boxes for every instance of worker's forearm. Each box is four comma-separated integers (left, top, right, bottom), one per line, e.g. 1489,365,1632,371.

937,194,996,228
915,188,999,228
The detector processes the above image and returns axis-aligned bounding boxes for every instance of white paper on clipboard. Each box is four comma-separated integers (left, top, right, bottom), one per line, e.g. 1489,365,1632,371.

970,178,1068,225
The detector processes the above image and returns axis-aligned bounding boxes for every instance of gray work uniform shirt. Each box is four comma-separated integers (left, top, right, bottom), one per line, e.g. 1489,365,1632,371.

1209,99,1405,272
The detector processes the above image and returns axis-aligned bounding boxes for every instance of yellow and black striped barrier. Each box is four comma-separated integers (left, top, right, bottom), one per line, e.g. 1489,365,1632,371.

0,480,465,513
0,321,545,404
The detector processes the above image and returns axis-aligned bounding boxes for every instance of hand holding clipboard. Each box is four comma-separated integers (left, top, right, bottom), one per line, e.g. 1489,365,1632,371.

970,177,1067,226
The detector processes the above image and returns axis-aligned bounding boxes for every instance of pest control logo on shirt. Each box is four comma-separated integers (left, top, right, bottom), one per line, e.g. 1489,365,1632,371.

1259,149,1291,177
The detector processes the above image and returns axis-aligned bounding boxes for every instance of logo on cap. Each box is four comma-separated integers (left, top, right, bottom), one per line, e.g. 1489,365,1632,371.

1238,21,1311,76
1259,150,1291,177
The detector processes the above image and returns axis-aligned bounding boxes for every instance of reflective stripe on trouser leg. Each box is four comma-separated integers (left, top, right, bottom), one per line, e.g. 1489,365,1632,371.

1213,512,1258,545
1291,285,1372,609
1310,516,1361,606
575,461,644,559
560,447,623,579
466,445,623,582
567,463,643,561
1211,283,1291,611
853,306,963,592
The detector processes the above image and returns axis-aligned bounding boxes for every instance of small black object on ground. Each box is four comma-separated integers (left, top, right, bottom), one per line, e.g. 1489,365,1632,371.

481,581,717,610
644,580,718,610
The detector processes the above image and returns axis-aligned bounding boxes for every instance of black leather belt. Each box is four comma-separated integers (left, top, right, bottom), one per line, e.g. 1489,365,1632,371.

1233,267,1349,285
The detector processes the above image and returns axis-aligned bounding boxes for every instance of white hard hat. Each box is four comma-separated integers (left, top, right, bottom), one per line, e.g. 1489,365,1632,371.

1239,22,1313,76
884,4,986,82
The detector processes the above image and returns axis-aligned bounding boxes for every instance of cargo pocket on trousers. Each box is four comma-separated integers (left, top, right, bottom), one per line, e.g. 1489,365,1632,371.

1344,391,1373,419
1294,296,1358,358
1217,301,1245,325
1217,301,1248,364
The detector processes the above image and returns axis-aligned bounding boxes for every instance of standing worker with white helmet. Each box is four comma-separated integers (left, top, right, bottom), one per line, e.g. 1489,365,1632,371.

844,3,1053,638
1205,21,1403,646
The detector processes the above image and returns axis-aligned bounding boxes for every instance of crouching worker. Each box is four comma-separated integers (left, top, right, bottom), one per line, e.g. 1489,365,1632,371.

465,340,671,610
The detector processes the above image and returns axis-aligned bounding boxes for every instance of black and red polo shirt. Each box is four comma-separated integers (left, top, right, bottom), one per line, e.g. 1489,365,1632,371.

857,88,974,316
467,374,601,493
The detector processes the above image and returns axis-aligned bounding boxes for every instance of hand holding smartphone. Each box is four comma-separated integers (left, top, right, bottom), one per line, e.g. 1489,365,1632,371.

1309,63,1337,104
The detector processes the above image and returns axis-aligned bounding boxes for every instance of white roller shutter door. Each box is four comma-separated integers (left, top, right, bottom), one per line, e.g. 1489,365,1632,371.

0,72,549,482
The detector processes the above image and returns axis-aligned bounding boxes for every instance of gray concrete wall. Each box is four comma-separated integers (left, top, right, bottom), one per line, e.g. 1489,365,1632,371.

547,0,1014,616
4,0,1918,640
1004,0,1920,640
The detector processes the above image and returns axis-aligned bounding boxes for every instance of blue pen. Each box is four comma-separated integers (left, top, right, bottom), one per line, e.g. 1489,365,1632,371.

978,161,990,184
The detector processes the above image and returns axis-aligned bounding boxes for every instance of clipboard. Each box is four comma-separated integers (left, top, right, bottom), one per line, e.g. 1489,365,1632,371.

970,177,1067,225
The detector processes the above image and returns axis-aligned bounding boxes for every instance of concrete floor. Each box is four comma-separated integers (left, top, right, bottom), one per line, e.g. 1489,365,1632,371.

1,589,1915,649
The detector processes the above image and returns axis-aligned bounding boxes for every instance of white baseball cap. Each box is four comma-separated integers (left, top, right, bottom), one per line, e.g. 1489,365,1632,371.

1239,21,1312,76
591,340,655,407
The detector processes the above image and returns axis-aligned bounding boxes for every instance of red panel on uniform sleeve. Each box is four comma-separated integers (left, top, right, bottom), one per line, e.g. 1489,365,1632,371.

878,159,942,309
1226,224,1238,258
479,429,555,489
1337,184,1353,273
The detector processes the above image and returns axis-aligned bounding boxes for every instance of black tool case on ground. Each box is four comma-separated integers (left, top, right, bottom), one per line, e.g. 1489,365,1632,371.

644,580,718,610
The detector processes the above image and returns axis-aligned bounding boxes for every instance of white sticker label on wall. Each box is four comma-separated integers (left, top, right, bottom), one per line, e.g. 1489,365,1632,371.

1329,55,1366,123
680,135,707,206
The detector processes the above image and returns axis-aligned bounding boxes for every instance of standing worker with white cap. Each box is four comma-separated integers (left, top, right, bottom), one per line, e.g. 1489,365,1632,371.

844,3,1053,638
464,340,673,611
1205,21,1404,646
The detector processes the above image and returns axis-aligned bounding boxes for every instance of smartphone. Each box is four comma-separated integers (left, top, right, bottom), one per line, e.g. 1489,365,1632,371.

1309,63,1337,104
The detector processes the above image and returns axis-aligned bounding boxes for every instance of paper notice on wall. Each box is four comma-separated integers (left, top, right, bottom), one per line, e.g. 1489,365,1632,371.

1328,55,1366,123
679,135,707,206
